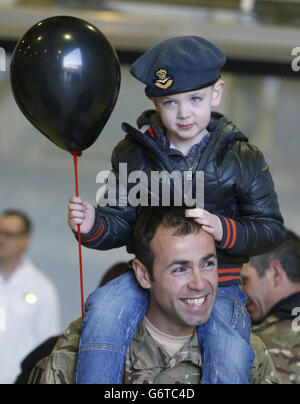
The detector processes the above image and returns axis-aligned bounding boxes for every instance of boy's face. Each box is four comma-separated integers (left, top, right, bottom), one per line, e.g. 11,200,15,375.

154,80,224,146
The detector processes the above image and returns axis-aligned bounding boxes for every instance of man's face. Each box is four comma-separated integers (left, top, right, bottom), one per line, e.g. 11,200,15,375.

241,263,273,323
136,225,218,336
0,215,29,261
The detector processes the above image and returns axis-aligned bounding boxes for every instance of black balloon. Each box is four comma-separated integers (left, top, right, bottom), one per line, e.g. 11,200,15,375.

10,16,121,152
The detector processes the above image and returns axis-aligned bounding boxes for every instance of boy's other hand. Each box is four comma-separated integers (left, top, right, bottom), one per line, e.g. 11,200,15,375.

186,209,223,242
68,196,95,234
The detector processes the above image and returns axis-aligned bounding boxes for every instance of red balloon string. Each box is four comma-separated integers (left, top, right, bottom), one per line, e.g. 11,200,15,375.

71,151,85,318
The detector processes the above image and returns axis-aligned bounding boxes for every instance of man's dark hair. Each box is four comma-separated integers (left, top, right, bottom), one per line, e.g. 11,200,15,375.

2,210,32,235
131,206,203,280
250,230,300,283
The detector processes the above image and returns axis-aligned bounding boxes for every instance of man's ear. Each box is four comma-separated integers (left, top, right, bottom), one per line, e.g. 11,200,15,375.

211,80,225,107
132,258,152,290
267,259,285,288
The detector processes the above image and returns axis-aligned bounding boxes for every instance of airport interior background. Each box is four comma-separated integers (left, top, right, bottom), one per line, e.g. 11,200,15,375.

0,0,300,330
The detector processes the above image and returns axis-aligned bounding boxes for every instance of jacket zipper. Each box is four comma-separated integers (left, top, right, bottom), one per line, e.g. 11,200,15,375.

185,146,201,181
185,133,219,181
197,133,219,171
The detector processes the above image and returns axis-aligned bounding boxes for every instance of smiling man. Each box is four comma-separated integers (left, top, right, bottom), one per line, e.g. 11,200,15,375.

123,208,218,384
30,207,278,384
132,212,218,337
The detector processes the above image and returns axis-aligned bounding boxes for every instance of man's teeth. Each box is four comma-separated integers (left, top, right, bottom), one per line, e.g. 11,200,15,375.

184,297,205,306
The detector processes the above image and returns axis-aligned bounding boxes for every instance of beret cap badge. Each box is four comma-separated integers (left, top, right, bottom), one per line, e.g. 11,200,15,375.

154,68,173,90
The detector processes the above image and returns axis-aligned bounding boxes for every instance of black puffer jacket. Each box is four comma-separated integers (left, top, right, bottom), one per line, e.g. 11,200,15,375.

80,111,285,285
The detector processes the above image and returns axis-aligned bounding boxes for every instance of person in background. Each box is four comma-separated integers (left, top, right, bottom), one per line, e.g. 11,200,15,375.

14,261,129,384
241,230,300,384
0,210,60,384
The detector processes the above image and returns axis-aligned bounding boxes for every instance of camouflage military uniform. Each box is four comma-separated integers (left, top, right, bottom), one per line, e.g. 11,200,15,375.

124,320,279,384
253,315,300,384
29,318,280,384
29,318,81,385
123,321,202,384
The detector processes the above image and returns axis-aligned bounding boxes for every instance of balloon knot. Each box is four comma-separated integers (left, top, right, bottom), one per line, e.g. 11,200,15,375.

71,151,82,157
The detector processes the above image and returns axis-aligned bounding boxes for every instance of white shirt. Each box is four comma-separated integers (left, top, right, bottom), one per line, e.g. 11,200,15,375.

0,258,60,384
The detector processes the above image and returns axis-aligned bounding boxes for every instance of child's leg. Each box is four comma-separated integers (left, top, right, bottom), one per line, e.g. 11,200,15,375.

75,270,149,384
198,286,255,384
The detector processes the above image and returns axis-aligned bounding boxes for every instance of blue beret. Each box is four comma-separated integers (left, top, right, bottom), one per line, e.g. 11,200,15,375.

130,36,226,97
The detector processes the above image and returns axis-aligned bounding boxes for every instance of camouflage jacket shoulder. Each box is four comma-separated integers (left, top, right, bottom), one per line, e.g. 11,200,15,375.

253,315,300,384
29,317,81,384
29,318,279,384
250,332,279,384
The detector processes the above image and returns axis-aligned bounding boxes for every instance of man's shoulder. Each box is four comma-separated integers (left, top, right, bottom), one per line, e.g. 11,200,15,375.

28,318,81,384
250,332,280,384
253,315,300,352
253,315,300,384
53,317,81,351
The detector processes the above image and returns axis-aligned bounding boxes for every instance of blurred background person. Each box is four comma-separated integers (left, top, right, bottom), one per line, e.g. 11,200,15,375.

242,230,300,384
0,210,60,384
15,261,128,384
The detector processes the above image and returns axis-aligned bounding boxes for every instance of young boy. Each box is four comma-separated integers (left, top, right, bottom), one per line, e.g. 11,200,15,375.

68,36,285,384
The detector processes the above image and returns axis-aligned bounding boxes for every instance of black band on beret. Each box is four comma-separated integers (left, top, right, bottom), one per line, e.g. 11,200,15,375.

145,77,220,98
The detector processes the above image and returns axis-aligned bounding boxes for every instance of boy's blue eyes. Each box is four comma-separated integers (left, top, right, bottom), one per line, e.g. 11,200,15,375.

163,97,201,106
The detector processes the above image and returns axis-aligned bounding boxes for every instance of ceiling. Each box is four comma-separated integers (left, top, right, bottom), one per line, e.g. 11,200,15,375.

0,0,300,64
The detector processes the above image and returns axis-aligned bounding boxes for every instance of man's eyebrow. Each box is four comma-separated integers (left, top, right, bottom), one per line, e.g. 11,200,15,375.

165,253,217,270
200,253,217,264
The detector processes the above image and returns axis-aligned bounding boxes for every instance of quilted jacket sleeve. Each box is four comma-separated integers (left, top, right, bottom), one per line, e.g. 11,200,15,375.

77,141,139,251
216,142,285,257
